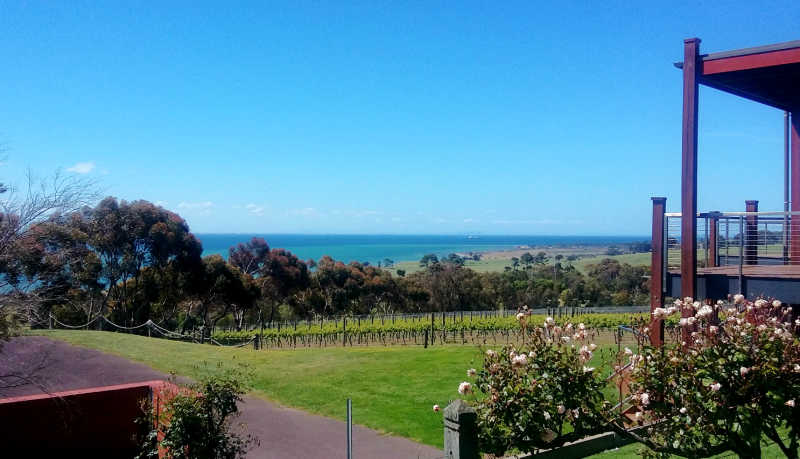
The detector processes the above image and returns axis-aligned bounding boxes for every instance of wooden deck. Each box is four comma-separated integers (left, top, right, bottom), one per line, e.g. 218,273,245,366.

669,265,800,279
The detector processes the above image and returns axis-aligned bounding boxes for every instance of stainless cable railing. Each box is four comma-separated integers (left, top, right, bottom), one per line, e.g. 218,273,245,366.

664,211,800,270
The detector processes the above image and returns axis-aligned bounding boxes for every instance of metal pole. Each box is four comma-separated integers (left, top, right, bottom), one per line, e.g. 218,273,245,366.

785,111,790,264
704,216,709,267
739,216,744,294
725,218,730,265
346,398,353,459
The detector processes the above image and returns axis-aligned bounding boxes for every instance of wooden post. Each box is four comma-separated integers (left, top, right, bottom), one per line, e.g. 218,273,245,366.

431,312,435,346
681,38,700,300
708,212,718,267
745,200,759,265
791,112,800,263
443,400,479,459
650,197,666,347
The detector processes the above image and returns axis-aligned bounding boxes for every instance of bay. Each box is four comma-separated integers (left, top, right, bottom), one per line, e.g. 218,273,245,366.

197,234,646,265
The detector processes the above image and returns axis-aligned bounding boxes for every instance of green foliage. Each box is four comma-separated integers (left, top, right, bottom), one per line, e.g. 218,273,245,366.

138,370,257,459
210,312,647,344
625,298,800,458
465,317,611,456
419,253,439,267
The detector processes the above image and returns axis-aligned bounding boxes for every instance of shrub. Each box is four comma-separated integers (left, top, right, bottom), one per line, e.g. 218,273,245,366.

137,371,258,459
454,299,800,458
460,312,611,456
620,297,800,458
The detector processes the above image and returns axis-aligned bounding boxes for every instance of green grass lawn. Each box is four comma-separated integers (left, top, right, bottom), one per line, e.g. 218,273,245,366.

37,330,484,448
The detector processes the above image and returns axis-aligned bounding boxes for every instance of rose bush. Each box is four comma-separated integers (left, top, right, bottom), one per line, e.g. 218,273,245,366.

460,310,612,456
455,299,799,458
619,296,800,458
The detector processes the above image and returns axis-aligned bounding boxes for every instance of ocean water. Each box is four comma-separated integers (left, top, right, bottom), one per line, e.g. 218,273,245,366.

196,234,646,265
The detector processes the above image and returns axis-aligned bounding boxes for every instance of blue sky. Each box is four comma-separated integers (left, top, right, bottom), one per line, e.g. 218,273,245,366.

1,1,798,235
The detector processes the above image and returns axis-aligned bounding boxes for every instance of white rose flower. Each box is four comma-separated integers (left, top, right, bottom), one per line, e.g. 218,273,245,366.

511,354,528,367
543,411,551,420
467,368,477,377
557,404,566,414
733,294,745,304
458,381,472,395
740,367,749,377
786,400,795,408
710,382,721,392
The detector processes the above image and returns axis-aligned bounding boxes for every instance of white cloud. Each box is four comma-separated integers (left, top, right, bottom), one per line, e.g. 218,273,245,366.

290,207,320,217
178,201,214,216
178,201,214,209
491,218,561,225
463,218,477,223
154,200,169,207
339,209,382,218
66,161,96,174
245,203,265,216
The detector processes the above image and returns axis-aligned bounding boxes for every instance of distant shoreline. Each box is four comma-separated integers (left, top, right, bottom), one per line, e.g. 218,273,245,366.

196,234,648,265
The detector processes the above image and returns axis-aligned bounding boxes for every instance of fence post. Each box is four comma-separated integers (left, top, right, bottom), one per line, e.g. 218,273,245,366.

346,398,353,459
708,212,718,267
443,399,479,459
745,200,759,265
650,197,666,347
431,312,435,346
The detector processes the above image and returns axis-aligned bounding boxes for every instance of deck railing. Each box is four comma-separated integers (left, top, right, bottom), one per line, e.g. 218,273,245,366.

663,211,800,270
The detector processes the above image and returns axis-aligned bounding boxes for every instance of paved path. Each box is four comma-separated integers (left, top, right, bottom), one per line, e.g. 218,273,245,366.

0,336,442,459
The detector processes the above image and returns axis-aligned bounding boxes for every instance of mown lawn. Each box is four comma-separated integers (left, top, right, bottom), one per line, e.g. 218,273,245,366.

37,330,484,447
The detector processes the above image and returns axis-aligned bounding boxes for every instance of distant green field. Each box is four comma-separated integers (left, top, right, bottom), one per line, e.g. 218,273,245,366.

387,251,651,276
571,252,651,273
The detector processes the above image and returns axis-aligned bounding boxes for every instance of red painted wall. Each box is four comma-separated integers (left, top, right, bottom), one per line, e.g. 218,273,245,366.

0,381,165,456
